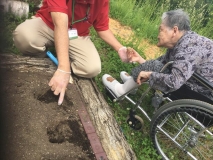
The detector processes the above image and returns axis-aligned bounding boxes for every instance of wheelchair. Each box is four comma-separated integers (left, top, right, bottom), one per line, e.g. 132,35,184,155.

104,62,213,160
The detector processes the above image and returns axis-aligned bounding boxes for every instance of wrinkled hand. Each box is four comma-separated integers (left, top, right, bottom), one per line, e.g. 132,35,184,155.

48,70,70,105
127,47,146,64
118,47,129,62
136,71,152,85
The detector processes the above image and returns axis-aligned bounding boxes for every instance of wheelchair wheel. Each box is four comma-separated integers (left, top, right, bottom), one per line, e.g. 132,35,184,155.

150,99,213,160
126,115,144,131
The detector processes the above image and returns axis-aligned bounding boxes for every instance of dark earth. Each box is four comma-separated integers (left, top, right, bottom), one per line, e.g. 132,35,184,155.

0,68,96,160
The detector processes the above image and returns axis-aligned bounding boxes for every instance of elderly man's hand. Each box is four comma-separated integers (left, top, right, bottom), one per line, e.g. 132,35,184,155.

137,71,152,85
48,69,70,105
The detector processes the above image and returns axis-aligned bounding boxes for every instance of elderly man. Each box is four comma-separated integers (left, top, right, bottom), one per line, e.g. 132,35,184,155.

102,9,213,101
13,0,130,105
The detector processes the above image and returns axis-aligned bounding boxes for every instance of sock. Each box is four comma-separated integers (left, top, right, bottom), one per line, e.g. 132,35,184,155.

115,78,139,95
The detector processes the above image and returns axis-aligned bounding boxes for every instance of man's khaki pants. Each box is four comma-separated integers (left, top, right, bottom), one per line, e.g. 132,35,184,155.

13,17,101,78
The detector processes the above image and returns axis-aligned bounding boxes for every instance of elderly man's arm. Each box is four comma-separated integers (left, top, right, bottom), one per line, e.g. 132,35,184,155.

149,59,195,93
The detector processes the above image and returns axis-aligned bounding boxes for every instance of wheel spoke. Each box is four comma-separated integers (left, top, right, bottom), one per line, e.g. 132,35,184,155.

151,100,213,160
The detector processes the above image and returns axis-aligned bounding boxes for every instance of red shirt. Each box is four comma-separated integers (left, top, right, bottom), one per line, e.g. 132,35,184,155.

35,0,109,36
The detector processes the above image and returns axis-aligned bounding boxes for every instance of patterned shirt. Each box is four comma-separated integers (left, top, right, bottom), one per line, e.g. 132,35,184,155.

149,31,213,98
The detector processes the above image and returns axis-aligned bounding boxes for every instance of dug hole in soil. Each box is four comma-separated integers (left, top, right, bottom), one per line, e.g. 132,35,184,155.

0,68,96,160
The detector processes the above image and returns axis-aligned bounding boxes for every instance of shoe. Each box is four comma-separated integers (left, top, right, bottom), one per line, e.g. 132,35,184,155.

120,71,132,83
120,71,138,94
102,74,121,98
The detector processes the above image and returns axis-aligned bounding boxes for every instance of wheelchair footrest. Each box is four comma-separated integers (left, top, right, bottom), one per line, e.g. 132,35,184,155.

105,87,118,101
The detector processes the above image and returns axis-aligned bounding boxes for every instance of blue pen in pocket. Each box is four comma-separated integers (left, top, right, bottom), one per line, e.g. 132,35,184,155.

46,51,58,66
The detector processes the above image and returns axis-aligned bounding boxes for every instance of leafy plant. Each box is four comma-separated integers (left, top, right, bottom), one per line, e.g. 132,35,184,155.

0,12,25,54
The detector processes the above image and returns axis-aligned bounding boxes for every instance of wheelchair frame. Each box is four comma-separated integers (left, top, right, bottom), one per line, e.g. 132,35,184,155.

105,61,213,160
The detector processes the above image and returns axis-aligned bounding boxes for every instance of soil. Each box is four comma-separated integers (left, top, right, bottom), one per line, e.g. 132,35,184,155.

0,68,96,160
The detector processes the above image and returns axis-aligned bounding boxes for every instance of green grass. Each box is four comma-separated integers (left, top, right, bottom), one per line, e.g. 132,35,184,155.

110,0,213,41
0,13,24,54
1,0,213,159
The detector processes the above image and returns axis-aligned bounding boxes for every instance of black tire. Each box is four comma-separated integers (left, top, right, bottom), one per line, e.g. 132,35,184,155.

127,115,144,131
150,99,213,160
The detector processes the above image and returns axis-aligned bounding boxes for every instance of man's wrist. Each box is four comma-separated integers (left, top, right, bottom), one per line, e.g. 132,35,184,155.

116,45,125,52
58,64,70,72
147,71,152,78
58,59,70,72
57,69,71,74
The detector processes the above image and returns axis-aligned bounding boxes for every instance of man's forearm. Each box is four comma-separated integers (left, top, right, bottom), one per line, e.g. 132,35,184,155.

54,26,70,71
51,12,70,72
97,29,123,51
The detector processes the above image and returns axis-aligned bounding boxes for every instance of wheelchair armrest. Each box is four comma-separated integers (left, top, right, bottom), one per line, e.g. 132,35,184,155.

192,72,213,91
159,61,174,73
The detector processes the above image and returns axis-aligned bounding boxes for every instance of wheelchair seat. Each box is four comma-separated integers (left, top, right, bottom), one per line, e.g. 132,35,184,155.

157,72,213,127
165,84,213,104
165,72,213,104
